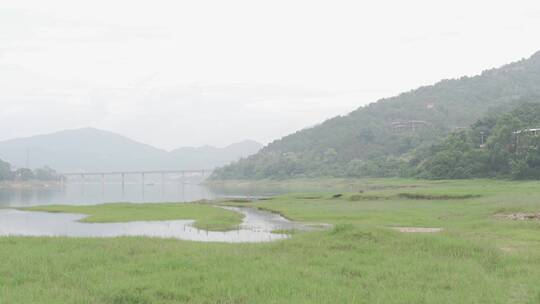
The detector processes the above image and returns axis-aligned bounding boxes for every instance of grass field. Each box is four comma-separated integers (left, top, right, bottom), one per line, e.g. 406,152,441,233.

2,179,540,303
23,202,244,231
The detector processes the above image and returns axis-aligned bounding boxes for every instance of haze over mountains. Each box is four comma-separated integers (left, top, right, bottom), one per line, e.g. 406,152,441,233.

214,51,540,179
0,128,262,172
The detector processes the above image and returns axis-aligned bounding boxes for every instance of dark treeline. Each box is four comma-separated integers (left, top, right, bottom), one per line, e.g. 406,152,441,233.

213,51,540,180
0,159,60,182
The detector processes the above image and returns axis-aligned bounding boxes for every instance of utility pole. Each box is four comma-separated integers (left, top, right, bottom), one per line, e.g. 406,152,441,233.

480,131,485,145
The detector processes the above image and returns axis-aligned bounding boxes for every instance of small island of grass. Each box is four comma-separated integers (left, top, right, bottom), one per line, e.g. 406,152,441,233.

23,202,244,231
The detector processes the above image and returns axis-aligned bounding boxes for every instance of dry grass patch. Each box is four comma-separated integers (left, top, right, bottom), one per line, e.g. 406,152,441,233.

391,227,443,233
497,213,540,221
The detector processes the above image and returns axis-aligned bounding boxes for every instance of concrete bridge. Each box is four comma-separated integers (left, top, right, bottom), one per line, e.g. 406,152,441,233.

61,169,213,189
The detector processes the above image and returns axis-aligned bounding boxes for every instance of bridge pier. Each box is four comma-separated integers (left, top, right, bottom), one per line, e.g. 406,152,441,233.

161,172,165,197
141,172,145,198
60,176,66,188
121,173,125,195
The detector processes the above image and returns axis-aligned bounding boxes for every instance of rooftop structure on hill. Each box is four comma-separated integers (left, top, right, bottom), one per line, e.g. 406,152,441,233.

390,120,430,133
513,128,540,136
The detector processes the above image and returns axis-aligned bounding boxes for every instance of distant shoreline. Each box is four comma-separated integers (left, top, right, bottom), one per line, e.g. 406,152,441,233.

0,180,61,189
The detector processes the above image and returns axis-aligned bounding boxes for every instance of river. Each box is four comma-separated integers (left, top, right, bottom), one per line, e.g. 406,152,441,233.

0,178,285,207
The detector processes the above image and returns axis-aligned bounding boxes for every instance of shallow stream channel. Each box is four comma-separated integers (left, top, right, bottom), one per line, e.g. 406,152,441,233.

0,206,322,243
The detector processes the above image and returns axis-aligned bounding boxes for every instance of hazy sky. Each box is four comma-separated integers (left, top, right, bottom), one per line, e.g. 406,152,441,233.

1,0,540,149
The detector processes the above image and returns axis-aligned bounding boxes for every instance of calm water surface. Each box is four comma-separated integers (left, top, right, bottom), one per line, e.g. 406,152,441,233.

0,178,287,208
0,207,313,243
0,178,323,242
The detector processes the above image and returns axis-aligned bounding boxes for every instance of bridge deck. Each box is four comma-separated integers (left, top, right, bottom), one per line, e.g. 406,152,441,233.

62,169,212,176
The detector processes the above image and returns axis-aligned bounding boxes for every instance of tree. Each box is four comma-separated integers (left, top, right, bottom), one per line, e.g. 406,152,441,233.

34,166,60,181
0,159,12,180
14,168,34,181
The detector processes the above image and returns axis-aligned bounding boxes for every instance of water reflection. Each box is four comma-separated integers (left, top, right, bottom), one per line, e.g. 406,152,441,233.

0,177,217,207
0,207,312,243
0,178,297,207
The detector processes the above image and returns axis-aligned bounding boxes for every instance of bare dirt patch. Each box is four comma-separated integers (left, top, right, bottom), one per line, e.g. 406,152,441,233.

499,246,516,253
397,193,480,200
498,213,540,221
391,227,443,233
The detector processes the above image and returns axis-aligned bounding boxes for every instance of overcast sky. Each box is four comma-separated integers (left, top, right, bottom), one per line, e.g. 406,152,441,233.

1,0,540,149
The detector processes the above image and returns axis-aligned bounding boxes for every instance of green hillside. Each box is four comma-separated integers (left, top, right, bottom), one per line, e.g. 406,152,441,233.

213,51,540,179
410,102,540,179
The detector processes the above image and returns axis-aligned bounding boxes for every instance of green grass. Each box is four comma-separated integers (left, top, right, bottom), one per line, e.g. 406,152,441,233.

2,178,540,303
22,202,244,231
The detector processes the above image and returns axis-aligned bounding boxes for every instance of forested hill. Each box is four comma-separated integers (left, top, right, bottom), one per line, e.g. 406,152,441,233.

213,51,540,179
410,102,540,179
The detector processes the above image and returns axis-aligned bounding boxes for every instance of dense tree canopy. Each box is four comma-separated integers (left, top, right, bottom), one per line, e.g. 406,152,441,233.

0,159,13,180
412,103,540,179
0,159,60,182
213,51,540,180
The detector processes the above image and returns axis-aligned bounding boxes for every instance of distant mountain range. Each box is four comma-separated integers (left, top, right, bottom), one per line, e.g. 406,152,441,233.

0,128,262,172
213,51,540,179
